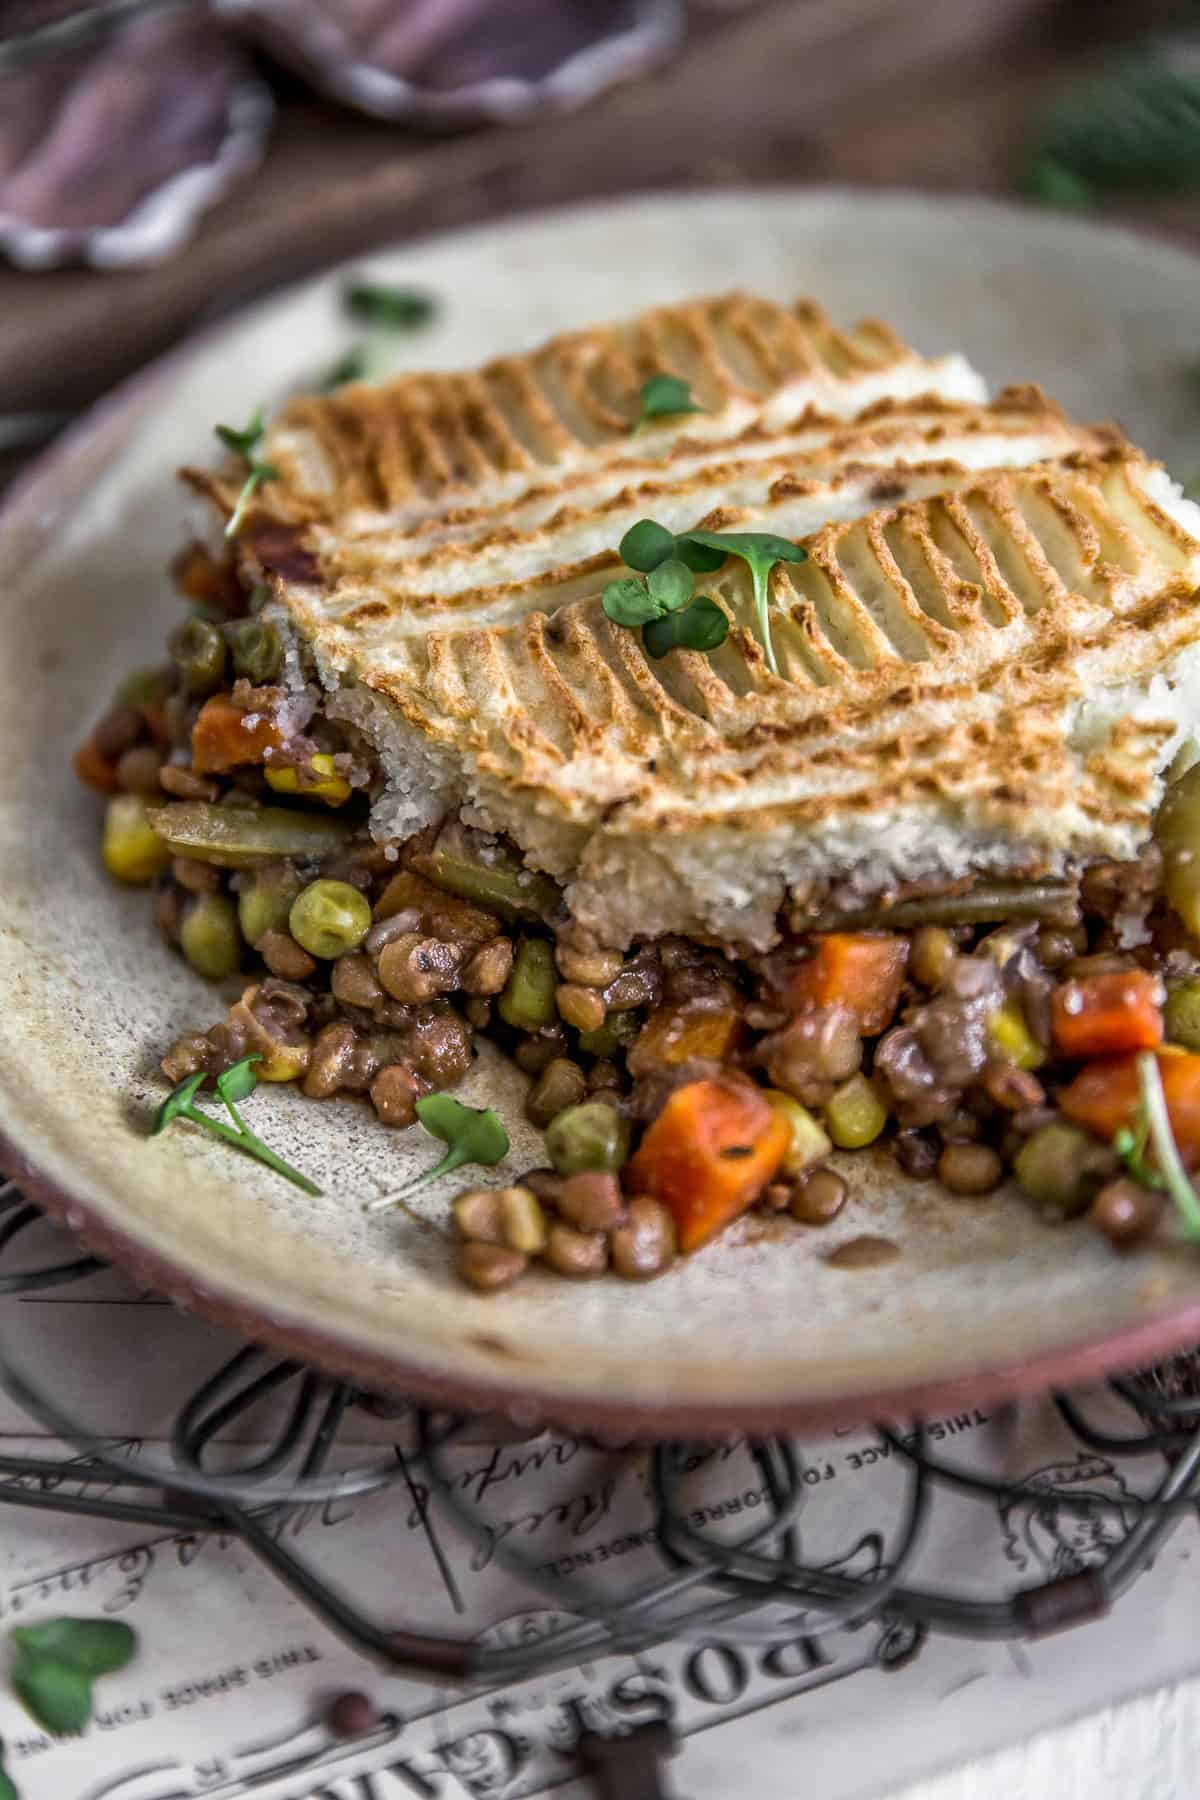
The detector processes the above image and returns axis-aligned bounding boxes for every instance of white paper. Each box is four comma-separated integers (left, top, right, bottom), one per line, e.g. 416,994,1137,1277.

0,1254,1198,1798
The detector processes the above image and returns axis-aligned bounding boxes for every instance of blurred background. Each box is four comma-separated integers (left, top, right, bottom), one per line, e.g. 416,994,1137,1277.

3,0,1197,491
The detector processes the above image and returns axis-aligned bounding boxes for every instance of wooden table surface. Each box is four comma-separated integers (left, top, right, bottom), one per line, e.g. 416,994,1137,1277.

0,0,1189,491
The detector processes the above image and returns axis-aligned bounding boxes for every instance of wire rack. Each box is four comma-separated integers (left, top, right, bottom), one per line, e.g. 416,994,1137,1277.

3,1176,1200,1797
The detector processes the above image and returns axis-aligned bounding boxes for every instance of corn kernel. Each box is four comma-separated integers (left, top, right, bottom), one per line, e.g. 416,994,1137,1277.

102,795,172,885
764,1089,832,1175
988,1000,1046,1070
265,753,352,806
824,1074,888,1149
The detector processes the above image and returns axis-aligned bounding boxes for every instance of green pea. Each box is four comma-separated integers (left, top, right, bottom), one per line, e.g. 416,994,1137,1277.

180,893,243,980
1013,1122,1107,1217
290,878,372,959
228,617,283,685
238,864,304,946
545,1101,630,1175
498,938,558,1031
168,617,227,696
1165,978,1200,1051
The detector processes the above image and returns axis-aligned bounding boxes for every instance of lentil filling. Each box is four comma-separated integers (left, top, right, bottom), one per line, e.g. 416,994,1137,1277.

77,542,1200,1291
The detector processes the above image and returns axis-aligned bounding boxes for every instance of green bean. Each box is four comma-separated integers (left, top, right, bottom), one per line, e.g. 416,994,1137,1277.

238,865,304,946
412,849,561,921
1165,978,1200,1051
804,882,1080,933
168,618,228,696
544,1102,631,1176
1156,762,1200,935
289,879,372,959
146,802,352,867
228,617,283,685
180,892,243,979
498,937,559,1031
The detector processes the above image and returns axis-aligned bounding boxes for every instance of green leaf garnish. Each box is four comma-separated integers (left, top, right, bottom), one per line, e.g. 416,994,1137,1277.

319,344,370,390
216,1054,260,1108
676,529,806,677
345,283,437,330
214,411,277,540
12,1619,136,1678
13,1656,91,1735
0,1741,16,1800
635,373,703,430
647,557,694,612
1131,1052,1200,1240
602,576,662,628
365,1094,509,1212
643,595,729,660
619,519,678,574
152,1063,320,1196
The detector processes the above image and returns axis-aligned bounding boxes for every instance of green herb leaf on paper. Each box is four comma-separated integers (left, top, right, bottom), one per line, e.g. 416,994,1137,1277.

13,1656,91,1736
0,1740,16,1800
635,373,704,431
12,1619,137,1679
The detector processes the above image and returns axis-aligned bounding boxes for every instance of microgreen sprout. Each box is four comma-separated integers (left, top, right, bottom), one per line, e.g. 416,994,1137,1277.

10,1617,138,1736
214,410,277,539
152,1056,321,1196
1128,1052,1200,1240
365,1094,509,1213
634,373,704,431
345,282,437,330
611,517,805,674
602,555,728,660
319,344,371,391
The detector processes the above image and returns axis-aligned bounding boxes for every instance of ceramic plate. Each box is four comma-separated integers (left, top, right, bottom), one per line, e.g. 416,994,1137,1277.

6,189,1200,1438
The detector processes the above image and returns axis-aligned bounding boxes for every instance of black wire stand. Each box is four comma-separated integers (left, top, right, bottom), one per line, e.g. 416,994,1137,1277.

3,1173,1200,1794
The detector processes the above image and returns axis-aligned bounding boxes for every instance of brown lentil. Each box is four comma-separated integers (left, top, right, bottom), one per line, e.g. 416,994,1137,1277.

369,1062,422,1127
761,1006,862,1106
406,1012,472,1088
453,1188,505,1244
303,1022,364,1099
522,1168,565,1207
790,1167,848,1224
159,761,220,802
459,1241,528,1291
155,883,183,944
909,926,957,990
937,1142,1003,1196
171,854,221,894
556,937,623,988
331,953,383,1009
982,1061,1045,1113
894,1129,939,1180
1035,928,1079,970
587,1058,622,1094
513,1028,568,1076
526,1057,588,1128
1089,1178,1164,1248
328,1692,378,1739
610,1197,676,1280
464,995,492,1029
377,934,465,1005
116,743,164,796
603,961,661,1013
558,1170,624,1233
462,938,514,997
544,1223,609,1278
94,705,143,759
588,1086,625,1112
161,1031,212,1084
259,929,318,983
497,1185,549,1255
556,983,607,1033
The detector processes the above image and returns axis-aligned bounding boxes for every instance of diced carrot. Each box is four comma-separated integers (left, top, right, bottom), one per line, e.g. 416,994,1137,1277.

627,1004,743,1076
72,735,119,794
171,540,240,612
191,694,283,774
1060,1049,1200,1167
1050,970,1163,1060
787,933,908,1035
373,869,499,944
625,1076,791,1253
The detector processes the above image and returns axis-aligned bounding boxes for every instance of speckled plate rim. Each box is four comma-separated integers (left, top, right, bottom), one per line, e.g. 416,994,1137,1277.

8,185,1200,1441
